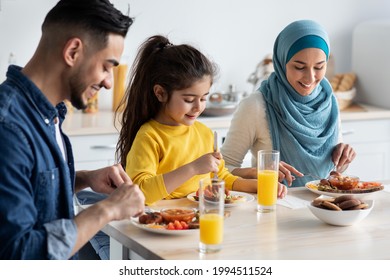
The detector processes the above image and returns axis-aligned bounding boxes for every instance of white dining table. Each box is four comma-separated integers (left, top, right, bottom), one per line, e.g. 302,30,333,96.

80,182,390,260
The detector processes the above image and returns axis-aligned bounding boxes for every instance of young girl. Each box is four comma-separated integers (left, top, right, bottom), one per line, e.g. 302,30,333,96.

116,35,287,205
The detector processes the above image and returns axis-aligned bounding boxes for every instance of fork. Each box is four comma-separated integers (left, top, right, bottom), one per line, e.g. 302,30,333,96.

213,131,218,180
303,163,340,181
303,173,322,181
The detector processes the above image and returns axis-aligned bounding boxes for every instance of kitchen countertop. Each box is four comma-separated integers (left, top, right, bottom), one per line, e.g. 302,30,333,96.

338,103,390,121
62,111,234,136
62,103,390,136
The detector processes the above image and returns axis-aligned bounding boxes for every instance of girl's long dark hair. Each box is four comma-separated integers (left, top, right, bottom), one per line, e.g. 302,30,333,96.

115,35,218,168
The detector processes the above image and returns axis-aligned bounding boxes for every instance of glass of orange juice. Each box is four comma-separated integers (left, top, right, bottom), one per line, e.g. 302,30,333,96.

198,178,225,253
257,150,279,213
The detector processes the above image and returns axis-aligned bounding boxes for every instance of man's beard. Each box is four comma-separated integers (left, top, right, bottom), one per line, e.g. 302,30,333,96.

68,74,87,110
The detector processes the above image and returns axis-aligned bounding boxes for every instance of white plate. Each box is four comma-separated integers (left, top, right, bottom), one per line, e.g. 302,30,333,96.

186,191,254,208
305,180,384,199
130,217,198,235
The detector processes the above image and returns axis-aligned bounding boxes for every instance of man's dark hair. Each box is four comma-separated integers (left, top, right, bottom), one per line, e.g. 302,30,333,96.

42,0,133,49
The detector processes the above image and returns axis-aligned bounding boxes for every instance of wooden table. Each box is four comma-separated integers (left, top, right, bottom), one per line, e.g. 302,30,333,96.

84,185,390,260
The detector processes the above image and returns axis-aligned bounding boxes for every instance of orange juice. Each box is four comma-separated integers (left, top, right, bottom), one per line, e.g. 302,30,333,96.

257,170,278,206
199,213,223,245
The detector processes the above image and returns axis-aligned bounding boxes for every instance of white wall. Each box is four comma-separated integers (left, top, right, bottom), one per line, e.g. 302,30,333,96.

1,0,390,109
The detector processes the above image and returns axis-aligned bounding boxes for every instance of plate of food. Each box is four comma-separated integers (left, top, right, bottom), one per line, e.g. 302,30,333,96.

130,208,199,235
187,190,254,207
305,178,384,198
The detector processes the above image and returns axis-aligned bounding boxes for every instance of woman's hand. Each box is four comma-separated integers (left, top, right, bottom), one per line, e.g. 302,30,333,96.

278,161,303,186
231,167,257,179
277,182,288,198
332,143,356,172
231,161,303,186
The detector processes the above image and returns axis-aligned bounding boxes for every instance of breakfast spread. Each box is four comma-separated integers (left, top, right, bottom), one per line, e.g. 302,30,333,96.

307,171,384,194
138,208,199,230
312,195,369,211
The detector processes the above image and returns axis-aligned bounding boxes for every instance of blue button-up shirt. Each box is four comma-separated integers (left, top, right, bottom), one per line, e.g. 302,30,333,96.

0,65,77,259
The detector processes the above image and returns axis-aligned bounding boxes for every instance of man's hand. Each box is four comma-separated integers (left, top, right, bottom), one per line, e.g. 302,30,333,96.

75,163,131,194
101,183,145,220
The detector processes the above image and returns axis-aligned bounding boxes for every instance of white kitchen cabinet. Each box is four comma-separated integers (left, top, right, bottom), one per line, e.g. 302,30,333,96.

341,118,390,181
69,134,118,170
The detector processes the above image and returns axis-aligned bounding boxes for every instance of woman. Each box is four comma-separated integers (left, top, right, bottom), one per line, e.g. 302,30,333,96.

220,19,356,187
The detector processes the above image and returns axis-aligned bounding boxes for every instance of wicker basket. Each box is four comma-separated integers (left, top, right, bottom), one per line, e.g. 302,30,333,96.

334,87,356,110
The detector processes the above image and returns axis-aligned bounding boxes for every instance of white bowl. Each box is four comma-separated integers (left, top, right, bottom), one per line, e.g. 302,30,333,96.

308,199,374,226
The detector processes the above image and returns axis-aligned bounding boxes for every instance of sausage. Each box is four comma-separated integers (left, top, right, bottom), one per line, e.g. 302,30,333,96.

138,212,163,224
320,179,330,186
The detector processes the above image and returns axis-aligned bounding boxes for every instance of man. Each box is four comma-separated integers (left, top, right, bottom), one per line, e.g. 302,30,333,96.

0,0,145,259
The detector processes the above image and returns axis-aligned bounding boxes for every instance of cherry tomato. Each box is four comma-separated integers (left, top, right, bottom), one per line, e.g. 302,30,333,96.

167,222,175,230
180,221,189,229
174,220,183,230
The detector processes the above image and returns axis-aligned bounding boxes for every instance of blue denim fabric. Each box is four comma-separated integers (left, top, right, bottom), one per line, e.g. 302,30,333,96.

76,190,109,260
0,65,77,259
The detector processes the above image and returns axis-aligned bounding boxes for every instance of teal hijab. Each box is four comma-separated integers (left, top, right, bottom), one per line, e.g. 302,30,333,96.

260,20,339,187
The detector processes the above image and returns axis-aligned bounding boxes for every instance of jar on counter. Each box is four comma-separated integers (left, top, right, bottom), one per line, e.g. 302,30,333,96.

112,64,128,112
83,92,99,113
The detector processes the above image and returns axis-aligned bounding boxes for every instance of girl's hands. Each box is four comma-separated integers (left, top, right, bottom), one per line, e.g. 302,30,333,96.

332,143,356,172
163,152,222,193
191,152,221,175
